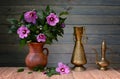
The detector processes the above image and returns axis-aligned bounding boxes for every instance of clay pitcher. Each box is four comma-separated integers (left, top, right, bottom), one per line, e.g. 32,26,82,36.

25,42,49,69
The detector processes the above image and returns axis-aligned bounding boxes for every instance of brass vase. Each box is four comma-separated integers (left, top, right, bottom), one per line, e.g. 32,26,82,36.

71,27,87,71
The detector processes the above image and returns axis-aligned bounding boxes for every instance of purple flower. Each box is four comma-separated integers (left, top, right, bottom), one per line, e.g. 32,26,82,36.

37,33,46,42
56,62,70,75
17,25,30,39
61,23,65,28
46,13,59,26
24,11,38,24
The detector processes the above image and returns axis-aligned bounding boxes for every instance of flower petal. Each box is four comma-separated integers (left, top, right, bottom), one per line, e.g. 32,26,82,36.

24,11,38,24
37,33,46,42
17,25,30,39
46,13,59,26
56,62,70,75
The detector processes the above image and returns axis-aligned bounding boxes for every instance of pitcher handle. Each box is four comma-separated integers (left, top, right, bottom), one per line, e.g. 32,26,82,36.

43,48,49,56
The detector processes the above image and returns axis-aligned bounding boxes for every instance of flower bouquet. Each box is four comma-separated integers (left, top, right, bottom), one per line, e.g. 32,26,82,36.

8,5,68,46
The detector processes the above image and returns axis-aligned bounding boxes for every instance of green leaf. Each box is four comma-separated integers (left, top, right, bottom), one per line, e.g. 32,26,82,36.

59,11,69,16
26,24,31,28
45,5,50,12
10,25,16,29
62,29,64,34
54,37,58,41
20,39,26,47
58,33,63,37
17,68,24,72
32,67,39,71
46,67,59,77
42,10,47,16
28,72,33,74
32,65,45,72
8,30,13,34
8,25,18,34
46,38,52,44
37,16,45,25
45,31,53,38
51,10,55,13
7,18,18,25
37,10,43,18
60,18,67,22
59,12,69,18
43,25,48,31
20,14,24,21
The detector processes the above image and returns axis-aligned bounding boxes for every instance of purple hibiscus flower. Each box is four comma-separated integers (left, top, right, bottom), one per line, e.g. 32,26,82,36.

46,13,59,26
56,62,70,75
17,25,30,39
24,11,38,24
37,33,46,42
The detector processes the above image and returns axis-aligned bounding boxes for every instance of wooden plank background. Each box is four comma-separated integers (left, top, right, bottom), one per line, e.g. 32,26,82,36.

0,0,120,68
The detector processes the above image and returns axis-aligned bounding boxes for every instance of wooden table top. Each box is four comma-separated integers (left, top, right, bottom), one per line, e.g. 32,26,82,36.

0,67,120,79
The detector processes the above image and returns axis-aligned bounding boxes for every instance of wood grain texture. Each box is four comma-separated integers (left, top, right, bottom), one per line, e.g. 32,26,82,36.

0,44,120,65
0,67,120,79
88,69,111,79
103,69,120,78
0,44,120,54
1,15,120,25
0,0,120,6
0,0,120,67
72,68,95,79
0,6,120,15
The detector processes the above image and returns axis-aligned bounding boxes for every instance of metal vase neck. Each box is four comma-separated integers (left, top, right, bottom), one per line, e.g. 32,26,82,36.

101,40,107,59
74,27,84,41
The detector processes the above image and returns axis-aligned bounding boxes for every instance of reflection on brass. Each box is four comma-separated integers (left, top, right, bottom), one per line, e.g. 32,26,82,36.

71,27,87,71
93,40,110,71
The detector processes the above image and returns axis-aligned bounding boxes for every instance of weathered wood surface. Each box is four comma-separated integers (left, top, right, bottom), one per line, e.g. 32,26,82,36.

0,0,120,67
0,0,120,6
0,67,120,79
0,44,120,66
0,6,120,15
1,15,120,25
0,44,120,54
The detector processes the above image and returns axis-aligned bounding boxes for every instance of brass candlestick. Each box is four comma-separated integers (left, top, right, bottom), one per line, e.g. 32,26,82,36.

71,27,87,71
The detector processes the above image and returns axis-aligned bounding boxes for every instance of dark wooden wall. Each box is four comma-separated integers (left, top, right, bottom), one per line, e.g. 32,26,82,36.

0,0,120,68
